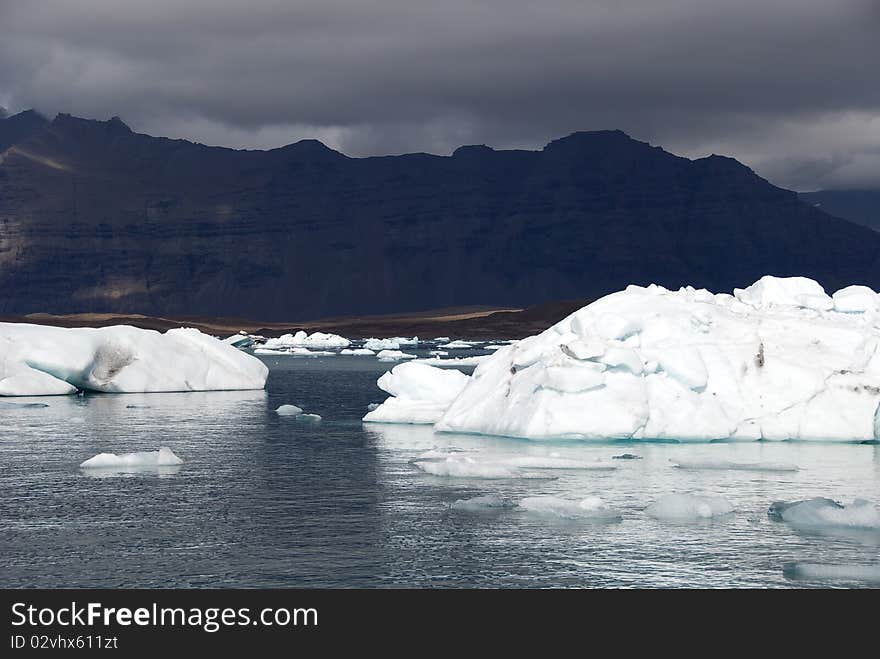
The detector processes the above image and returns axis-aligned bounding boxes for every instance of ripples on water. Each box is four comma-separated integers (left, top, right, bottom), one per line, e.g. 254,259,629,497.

1,354,878,588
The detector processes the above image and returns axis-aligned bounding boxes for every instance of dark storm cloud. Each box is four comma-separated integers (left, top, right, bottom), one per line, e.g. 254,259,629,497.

1,0,878,189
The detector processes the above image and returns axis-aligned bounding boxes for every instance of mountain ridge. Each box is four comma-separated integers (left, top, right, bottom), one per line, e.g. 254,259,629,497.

1,110,878,320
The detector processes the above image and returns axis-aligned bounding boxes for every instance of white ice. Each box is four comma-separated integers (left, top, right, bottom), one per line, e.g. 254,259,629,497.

0,323,268,396
376,349,418,362
276,404,303,416
439,340,476,349
363,337,417,350
255,347,334,357
519,496,622,521
431,276,880,442
262,331,350,350
363,362,470,424
769,497,880,530
340,348,376,355
414,355,490,367
80,447,183,468
450,495,515,512
645,494,735,521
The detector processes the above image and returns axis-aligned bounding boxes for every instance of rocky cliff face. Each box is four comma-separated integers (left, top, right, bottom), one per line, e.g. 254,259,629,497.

1,111,879,320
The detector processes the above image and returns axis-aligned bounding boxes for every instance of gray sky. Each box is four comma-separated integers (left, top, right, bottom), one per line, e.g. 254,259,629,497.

1,0,878,191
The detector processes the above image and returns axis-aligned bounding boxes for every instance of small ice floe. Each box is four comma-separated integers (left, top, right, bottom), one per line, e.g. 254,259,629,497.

483,345,507,351
519,496,622,521
0,400,49,409
429,350,449,356
502,455,617,470
612,453,642,460
783,562,880,584
450,495,516,512
80,447,183,469
438,340,475,349
255,347,335,357
364,362,470,424
433,337,451,343
341,348,376,355
295,413,322,423
276,404,304,416
262,331,350,350
673,459,799,472
412,455,553,479
768,498,880,531
646,493,734,521
376,349,418,362
363,336,418,349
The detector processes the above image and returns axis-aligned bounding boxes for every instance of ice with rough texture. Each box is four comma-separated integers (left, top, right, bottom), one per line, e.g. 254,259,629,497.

340,348,375,355
414,356,490,367
412,455,552,479
432,276,880,442
519,496,622,521
80,447,183,468
363,337,416,350
363,362,470,424
1,322,268,396
376,349,417,362
450,495,515,512
768,498,880,530
646,494,735,521
255,347,334,357
275,404,303,416
262,331,350,350
783,562,880,583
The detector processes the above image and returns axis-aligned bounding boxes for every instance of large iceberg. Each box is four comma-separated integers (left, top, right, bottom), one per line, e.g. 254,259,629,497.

363,362,469,424
0,323,268,395
429,276,880,442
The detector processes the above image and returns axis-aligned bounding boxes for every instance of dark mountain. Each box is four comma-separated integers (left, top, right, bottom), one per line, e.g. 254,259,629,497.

799,190,880,232
0,109,49,152
2,110,880,320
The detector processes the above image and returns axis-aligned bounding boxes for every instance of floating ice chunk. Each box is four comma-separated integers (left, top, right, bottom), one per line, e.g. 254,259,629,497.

433,337,451,342
223,333,253,349
263,331,350,349
503,456,616,470
519,496,622,521
483,345,507,351
673,459,799,472
276,404,304,416
832,285,878,314
646,494,734,521
80,447,183,468
783,562,880,584
376,349,417,362
0,400,50,408
451,495,515,512
364,338,400,350
734,275,833,310
768,498,880,530
364,362,470,424
0,323,267,396
429,350,449,356
439,340,474,349
612,453,642,460
340,348,375,355
296,413,322,423
413,455,551,479
396,337,419,346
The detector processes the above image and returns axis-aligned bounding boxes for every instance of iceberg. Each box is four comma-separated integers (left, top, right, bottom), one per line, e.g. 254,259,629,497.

376,349,418,362
0,323,268,396
275,404,304,416
451,495,516,512
255,346,335,357
431,276,880,442
364,362,470,424
768,498,880,530
439,340,475,349
340,348,376,355
363,337,417,350
80,447,183,468
262,331,350,350
519,496,622,521
645,494,734,521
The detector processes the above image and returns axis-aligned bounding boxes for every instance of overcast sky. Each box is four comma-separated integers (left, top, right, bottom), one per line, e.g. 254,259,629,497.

1,0,878,191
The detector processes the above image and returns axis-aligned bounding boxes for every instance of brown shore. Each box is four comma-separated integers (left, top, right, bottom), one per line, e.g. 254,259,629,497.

0,299,592,341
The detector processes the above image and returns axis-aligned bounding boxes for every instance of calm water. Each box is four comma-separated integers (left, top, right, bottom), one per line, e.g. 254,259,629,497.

1,351,878,588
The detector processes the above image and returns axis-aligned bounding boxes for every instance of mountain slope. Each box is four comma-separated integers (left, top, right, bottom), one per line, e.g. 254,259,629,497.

800,190,880,232
1,112,879,319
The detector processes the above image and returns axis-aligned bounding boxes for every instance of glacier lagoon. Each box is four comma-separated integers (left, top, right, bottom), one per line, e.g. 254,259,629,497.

1,352,878,588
